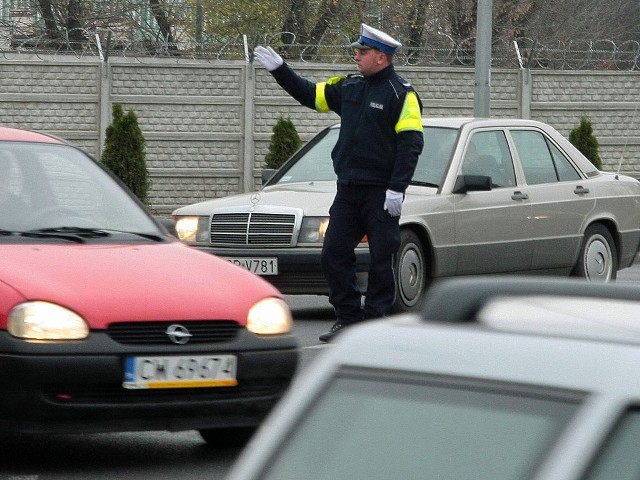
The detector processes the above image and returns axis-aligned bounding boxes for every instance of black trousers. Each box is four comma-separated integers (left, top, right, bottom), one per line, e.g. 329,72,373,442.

321,183,401,324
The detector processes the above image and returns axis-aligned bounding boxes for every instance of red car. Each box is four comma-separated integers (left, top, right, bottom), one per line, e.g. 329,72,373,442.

0,126,298,446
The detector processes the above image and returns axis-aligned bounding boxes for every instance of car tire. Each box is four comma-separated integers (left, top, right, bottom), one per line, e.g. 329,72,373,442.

572,224,618,281
393,229,428,312
198,426,256,448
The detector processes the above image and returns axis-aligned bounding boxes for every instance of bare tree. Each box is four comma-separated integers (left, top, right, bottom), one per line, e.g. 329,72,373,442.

524,0,632,41
281,0,310,46
306,0,341,42
66,0,85,48
149,0,175,46
4,0,638,65
36,0,62,40
34,0,87,48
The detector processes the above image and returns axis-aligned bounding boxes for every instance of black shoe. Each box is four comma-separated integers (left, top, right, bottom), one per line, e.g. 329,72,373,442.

319,321,348,343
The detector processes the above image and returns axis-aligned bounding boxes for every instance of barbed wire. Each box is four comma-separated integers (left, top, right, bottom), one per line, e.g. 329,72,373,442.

0,27,638,71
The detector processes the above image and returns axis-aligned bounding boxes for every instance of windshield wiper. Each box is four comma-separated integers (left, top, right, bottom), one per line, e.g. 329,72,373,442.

109,230,165,241
20,227,111,243
13,227,164,243
410,180,439,188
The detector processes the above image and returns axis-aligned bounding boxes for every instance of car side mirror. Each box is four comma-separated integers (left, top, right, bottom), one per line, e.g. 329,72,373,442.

262,169,277,185
453,175,492,194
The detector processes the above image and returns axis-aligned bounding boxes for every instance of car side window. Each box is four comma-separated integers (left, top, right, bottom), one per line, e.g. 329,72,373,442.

511,130,581,185
582,407,640,480
549,141,582,181
511,130,558,185
461,131,516,188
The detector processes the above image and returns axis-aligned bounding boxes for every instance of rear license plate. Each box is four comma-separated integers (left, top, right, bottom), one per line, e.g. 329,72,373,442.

123,354,238,389
224,257,278,275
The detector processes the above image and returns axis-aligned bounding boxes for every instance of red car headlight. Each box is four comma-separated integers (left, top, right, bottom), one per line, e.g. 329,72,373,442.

247,298,293,335
8,301,89,341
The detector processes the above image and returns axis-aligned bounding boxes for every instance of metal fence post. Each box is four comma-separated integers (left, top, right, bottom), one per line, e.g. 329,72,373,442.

518,68,532,119
242,53,256,193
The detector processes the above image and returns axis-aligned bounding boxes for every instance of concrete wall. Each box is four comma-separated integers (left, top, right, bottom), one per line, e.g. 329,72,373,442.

0,54,638,214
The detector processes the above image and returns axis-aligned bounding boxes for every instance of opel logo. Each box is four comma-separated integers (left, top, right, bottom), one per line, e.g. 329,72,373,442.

166,324,192,345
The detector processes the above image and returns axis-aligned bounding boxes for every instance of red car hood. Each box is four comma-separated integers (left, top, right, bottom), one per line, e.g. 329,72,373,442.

0,242,281,329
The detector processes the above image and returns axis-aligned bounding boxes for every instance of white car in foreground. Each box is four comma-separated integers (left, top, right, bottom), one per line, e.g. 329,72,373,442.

228,276,640,479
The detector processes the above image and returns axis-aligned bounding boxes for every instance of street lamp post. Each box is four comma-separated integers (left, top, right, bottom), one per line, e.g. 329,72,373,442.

474,0,492,118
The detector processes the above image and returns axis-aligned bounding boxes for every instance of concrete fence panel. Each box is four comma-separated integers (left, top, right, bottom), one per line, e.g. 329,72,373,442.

0,54,638,214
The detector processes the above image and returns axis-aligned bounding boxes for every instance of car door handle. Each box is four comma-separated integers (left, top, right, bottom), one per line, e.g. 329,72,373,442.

574,185,590,195
511,191,529,200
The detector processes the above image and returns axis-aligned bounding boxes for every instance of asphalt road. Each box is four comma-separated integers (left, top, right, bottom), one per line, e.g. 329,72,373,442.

3,267,640,480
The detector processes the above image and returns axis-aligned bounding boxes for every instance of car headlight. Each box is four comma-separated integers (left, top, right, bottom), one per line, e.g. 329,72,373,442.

174,215,209,243
247,298,293,335
8,301,89,341
298,217,329,244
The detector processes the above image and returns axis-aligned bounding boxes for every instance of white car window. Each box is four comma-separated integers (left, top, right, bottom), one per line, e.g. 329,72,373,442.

275,129,339,183
549,141,582,181
511,130,560,185
413,127,458,187
582,408,640,480
461,131,516,188
275,126,460,190
260,372,580,480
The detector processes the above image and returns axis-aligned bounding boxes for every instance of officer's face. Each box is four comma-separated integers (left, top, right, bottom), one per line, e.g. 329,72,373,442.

354,48,390,76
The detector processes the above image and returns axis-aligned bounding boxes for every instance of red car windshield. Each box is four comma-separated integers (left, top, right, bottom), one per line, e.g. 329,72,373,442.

0,142,159,237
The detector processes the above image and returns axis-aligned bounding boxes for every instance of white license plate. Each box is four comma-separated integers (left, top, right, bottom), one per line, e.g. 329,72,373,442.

224,257,278,275
123,354,238,389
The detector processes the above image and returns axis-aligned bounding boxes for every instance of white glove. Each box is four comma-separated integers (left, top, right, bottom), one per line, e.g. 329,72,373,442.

384,189,403,217
253,45,283,72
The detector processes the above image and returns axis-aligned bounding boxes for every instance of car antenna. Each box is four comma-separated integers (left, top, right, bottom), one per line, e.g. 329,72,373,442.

617,102,639,174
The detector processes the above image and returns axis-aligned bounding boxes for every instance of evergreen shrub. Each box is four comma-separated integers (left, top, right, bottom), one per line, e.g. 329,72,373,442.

102,103,150,204
569,116,602,170
265,116,302,170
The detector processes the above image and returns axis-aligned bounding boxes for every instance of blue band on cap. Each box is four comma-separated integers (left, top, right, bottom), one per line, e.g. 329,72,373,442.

359,35,396,54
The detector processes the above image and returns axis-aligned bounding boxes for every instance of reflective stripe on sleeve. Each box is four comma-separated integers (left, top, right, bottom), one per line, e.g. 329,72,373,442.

315,83,330,112
395,91,424,133
315,76,345,113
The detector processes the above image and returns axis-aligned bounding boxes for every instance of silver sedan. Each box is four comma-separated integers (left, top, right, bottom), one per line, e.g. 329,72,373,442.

173,118,640,311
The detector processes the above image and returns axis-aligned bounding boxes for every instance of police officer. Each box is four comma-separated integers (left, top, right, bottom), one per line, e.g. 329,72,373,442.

254,24,424,342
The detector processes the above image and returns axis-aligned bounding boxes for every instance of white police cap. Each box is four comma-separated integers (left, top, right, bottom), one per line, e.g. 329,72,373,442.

350,23,402,55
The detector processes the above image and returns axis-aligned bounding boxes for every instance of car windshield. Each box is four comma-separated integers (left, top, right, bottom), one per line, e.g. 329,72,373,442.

275,128,340,184
273,126,459,188
260,371,581,480
0,142,160,237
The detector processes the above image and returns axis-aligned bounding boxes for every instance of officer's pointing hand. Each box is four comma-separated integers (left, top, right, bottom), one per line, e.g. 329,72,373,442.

384,189,403,217
253,46,284,72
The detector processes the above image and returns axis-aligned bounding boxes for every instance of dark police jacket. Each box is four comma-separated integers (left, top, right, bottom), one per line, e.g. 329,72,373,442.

270,63,424,193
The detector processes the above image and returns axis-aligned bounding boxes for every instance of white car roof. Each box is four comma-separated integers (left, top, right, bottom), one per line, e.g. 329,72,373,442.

327,314,640,394
306,276,640,394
